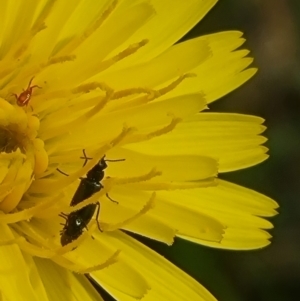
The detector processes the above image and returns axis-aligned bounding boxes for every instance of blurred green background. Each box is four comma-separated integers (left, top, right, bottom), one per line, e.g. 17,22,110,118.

99,1,299,300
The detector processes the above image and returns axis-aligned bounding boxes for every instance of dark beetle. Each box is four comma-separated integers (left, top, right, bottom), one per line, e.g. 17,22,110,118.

60,203,100,246
59,153,121,246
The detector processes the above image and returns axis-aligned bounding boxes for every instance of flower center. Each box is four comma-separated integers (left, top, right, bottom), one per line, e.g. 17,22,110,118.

0,99,48,212
0,127,20,153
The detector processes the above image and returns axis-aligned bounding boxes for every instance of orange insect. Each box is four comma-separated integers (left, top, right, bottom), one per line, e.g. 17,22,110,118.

12,77,41,107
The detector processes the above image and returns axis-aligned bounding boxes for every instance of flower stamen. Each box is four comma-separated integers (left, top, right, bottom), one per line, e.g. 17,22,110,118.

41,97,110,141
157,73,197,98
111,73,197,110
72,82,113,95
111,169,162,186
98,39,149,72
125,116,182,144
47,55,77,66
124,178,218,191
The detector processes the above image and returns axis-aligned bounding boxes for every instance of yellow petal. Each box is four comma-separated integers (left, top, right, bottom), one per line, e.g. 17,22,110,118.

0,224,48,301
107,186,224,243
65,236,150,299
96,31,254,105
106,0,218,66
125,113,268,171
123,214,176,245
107,147,218,181
92,35,212,89
40,1,156,86
160,180,278,249
34,258,104,301
93,231,218,301
154,193,224,242
54,93,206,149
0,1,279,301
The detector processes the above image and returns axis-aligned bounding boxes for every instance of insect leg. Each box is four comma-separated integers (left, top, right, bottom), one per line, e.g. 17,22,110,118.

106,193,118,204
56,168,69,176
95,202,103,232
59,212,68,219
80,149,93,167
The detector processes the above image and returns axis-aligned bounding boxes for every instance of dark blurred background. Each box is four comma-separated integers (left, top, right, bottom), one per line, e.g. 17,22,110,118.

100,1,300,300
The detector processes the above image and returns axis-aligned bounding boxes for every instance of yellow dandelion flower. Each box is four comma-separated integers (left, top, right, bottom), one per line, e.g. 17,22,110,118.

0,0,278,300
